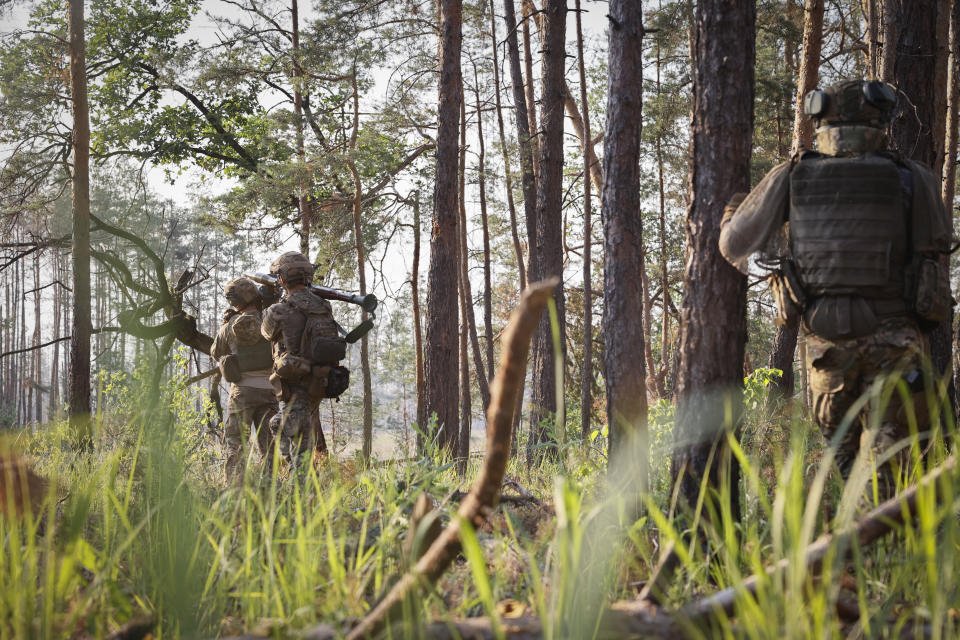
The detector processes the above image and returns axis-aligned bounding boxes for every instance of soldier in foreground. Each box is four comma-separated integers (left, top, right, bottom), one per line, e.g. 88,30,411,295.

211,277,278,480
719,79,952,500
261,252,349,469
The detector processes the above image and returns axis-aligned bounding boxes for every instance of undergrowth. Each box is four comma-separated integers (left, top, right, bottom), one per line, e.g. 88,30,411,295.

1,361,959,639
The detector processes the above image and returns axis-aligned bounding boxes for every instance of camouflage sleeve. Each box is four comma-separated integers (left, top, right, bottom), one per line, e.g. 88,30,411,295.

261,305,282,342
210,323,230,361
718,160,792,274
907,160,953,253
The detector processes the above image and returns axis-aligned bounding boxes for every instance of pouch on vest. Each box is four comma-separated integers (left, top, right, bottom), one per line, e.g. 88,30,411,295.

325,366,350,399
219,354,242,383
235,340,273,372
305,336,347,365
306,365,332,399
769,272,800,328
912,257,951,323
274,353,312,380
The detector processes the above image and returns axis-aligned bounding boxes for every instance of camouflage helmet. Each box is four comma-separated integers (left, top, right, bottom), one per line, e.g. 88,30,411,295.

224,277,260,307
270,251,314,284
803,79,896,128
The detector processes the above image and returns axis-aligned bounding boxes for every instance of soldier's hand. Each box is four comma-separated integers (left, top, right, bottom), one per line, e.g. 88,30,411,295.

259,284,280,308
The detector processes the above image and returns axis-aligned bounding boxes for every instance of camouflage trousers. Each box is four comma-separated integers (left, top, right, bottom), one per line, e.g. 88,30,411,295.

806,317,930,502
224,385,278,480
269,384,322,468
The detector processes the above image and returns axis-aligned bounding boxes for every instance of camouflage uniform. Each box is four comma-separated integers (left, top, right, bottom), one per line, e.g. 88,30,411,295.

261,256,340,467
211,308,278,479
719,79,952,501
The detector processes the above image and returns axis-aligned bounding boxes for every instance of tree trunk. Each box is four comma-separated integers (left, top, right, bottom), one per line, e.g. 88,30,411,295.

791,0,824,153
671,0,755,520
891,1,953,385
473,70,495,384
527,0,566,463
68,0,92,443
292,0,311,259
412,195,426,445
772,0,823,400
50,250,61,419
879,0,898,82
945,0,960,210
602,0,648,482
425,0,463,452
521,0,541,182
491,0,527,291
348,75,373,462
575,0,594,443
32,252,42,423
655,34,671,393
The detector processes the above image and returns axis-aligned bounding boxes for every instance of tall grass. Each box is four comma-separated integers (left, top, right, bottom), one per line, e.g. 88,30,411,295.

2,359,959,638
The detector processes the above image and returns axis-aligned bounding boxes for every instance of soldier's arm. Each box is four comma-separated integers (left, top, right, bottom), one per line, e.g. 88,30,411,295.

718,160,792,274
261,306,281,342
210,324,230,361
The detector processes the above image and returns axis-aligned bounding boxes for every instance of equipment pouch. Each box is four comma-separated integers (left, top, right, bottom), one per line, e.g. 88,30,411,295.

306,336,347,365
325,366,350,399
219,354,242,383
913,257,952,323
235,341,273,372
769,271,801,328
274,353,312,380
307,365,332,399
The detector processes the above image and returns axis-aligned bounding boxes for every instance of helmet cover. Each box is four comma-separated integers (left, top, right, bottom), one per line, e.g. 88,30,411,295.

224,277,260,306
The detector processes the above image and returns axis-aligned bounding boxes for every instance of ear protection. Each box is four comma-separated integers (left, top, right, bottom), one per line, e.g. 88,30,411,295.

802,80,897,119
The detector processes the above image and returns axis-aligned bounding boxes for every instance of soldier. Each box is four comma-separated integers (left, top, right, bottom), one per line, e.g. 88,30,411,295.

719,79,952,500
211,277,278,480
261,251,346,469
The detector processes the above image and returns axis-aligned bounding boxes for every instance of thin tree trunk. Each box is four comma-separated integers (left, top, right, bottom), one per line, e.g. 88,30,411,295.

348,73,373,462
527,0,566,463
866,0,880,78
639,239,662,398
458,95,471,466
490,0,527,291
879,0,898,82
891,0,953,387
32,251,42,422
791,0,824,154
575,0,594,443
603,0,648,485
68,0,92,443
473,68,495,384
50,251,61,419
292,0,311,259
773,0,823,400
671,0,755,520
412,195,426,446
655,22,671,392
945,0,960,211
425,0,463,452
521,0,541,181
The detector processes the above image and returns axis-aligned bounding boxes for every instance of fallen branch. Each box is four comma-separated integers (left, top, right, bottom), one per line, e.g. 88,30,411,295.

344,278,560,640
185,367,219,385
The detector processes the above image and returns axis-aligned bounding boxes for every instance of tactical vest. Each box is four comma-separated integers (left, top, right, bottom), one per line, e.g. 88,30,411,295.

277,292,346,365
789,154,907,301
228,313,273,372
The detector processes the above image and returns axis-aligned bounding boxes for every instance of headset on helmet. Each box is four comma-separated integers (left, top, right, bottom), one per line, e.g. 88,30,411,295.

803,79,896,126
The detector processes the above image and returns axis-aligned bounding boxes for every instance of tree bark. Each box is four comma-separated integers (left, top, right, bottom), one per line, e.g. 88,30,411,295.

292,0,311,260
575,0,594,443
772,0,823,401
527,0,566,463
602,0,648,481
491,0,527,292
655,33,671,393
425,0,463,452
412,195,426,446
791,0,824,154
348,75,373,462
879,0,898,82
68,0,92,444
945,0,960,211
890,1,953,386
521,0,541,182
473,70,495,384
671,0,755,520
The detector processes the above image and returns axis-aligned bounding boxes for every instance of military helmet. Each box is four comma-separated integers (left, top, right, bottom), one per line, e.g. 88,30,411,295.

224,277,260,307
803,79,896,128
270,250,314,284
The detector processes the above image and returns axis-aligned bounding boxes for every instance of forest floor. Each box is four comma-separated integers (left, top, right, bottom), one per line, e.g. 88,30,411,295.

1,368,960,639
